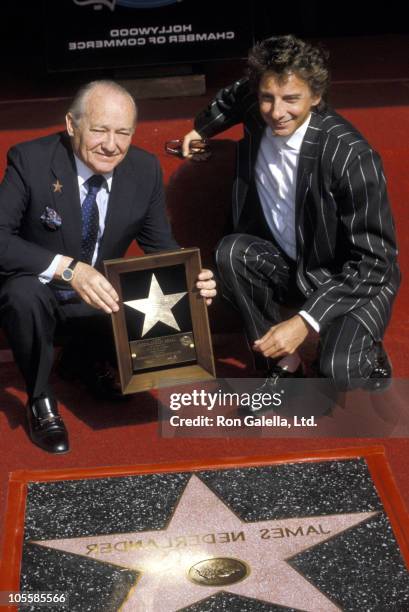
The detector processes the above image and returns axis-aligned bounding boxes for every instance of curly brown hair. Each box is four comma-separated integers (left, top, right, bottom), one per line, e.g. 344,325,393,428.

248,35,330,109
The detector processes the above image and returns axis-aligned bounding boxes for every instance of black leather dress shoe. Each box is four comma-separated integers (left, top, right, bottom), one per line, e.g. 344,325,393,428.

241,363,304,414
27,396,69,454
365,342,392,392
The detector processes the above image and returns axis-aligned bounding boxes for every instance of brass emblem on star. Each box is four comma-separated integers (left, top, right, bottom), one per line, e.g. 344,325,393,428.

180,334,194,348
188,557,249,587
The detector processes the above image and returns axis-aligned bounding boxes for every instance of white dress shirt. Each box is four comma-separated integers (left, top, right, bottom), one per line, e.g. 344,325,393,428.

255,115,319,332
39,156,113,282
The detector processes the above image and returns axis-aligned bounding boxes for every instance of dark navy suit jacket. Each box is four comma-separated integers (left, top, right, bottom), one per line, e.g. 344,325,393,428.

0,131,178,278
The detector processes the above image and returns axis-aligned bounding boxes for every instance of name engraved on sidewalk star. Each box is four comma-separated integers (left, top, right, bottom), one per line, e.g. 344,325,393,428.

31,475,378,612
85,530,246,554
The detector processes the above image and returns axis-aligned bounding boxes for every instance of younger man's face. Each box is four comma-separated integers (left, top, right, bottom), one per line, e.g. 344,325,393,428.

258,72,321,137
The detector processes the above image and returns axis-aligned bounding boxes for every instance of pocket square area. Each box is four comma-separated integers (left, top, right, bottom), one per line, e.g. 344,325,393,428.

40,206,62,230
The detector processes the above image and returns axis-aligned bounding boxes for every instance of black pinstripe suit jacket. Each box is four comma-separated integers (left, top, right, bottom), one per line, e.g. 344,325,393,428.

194,78,400,340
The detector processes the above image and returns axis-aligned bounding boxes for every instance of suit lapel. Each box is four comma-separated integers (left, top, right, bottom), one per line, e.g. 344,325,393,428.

50,134,82,258
295,111,322,231
234,108,265,227
248,108,265,172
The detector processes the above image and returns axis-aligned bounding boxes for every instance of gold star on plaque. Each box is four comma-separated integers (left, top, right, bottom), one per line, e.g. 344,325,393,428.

124,273,187,336
31,475,378,612
52,180,63,193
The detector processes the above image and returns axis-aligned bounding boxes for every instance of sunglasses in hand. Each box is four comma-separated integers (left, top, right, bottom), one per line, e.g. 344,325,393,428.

165,138,211,161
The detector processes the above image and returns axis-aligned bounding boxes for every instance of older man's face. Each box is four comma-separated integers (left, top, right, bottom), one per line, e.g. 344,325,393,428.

66,86,136,175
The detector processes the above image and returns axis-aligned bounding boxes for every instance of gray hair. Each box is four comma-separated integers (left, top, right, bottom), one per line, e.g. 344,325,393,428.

68,80,137,125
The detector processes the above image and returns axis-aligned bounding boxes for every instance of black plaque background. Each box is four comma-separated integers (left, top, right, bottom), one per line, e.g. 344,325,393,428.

19,459,409,611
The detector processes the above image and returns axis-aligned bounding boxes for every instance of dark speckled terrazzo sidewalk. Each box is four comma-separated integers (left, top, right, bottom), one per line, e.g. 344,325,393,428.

18,459,409,611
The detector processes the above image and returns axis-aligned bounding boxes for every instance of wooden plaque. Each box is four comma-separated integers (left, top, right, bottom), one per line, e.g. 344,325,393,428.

104,248,215,394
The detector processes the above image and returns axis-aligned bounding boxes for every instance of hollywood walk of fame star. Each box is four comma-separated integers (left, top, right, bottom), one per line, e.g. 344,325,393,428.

52,179,63,193
124,273,187,336
31,475,378,612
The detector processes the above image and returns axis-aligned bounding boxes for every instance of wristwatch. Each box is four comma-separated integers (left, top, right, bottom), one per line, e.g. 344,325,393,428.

61,259,78,283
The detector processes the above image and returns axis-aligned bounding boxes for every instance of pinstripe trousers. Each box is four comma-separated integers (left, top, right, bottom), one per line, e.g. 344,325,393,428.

215,233,378,389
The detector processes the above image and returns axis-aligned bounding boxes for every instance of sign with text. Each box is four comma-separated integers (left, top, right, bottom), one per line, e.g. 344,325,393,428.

44,0,253,71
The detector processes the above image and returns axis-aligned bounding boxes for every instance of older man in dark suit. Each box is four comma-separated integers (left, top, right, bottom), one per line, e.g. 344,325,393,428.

0,80,216,453
183,35,400,398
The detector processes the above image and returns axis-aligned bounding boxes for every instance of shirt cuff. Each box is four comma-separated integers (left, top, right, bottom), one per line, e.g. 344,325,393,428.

39,254,62,284
299,310,320,333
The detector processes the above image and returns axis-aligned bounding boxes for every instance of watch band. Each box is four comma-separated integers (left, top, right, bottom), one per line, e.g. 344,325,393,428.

67,259,78,272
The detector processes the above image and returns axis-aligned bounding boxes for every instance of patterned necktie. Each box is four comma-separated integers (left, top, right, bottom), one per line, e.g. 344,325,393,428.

81,174,104,264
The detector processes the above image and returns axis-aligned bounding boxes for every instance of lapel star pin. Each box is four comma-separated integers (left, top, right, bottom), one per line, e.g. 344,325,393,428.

52,180,63,193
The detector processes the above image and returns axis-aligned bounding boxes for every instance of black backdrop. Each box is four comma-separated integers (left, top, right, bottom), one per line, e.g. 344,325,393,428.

0,2,407,81
44,0,253,72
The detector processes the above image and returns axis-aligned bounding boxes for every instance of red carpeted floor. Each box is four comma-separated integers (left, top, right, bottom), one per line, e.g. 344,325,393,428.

1,35,409,562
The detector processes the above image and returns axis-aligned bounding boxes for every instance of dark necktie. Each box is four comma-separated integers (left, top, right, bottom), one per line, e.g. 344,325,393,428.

52,174,104,303
81,174,104,264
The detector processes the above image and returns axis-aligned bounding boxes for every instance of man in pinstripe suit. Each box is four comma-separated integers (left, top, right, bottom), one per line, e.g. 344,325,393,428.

183,35,400,393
